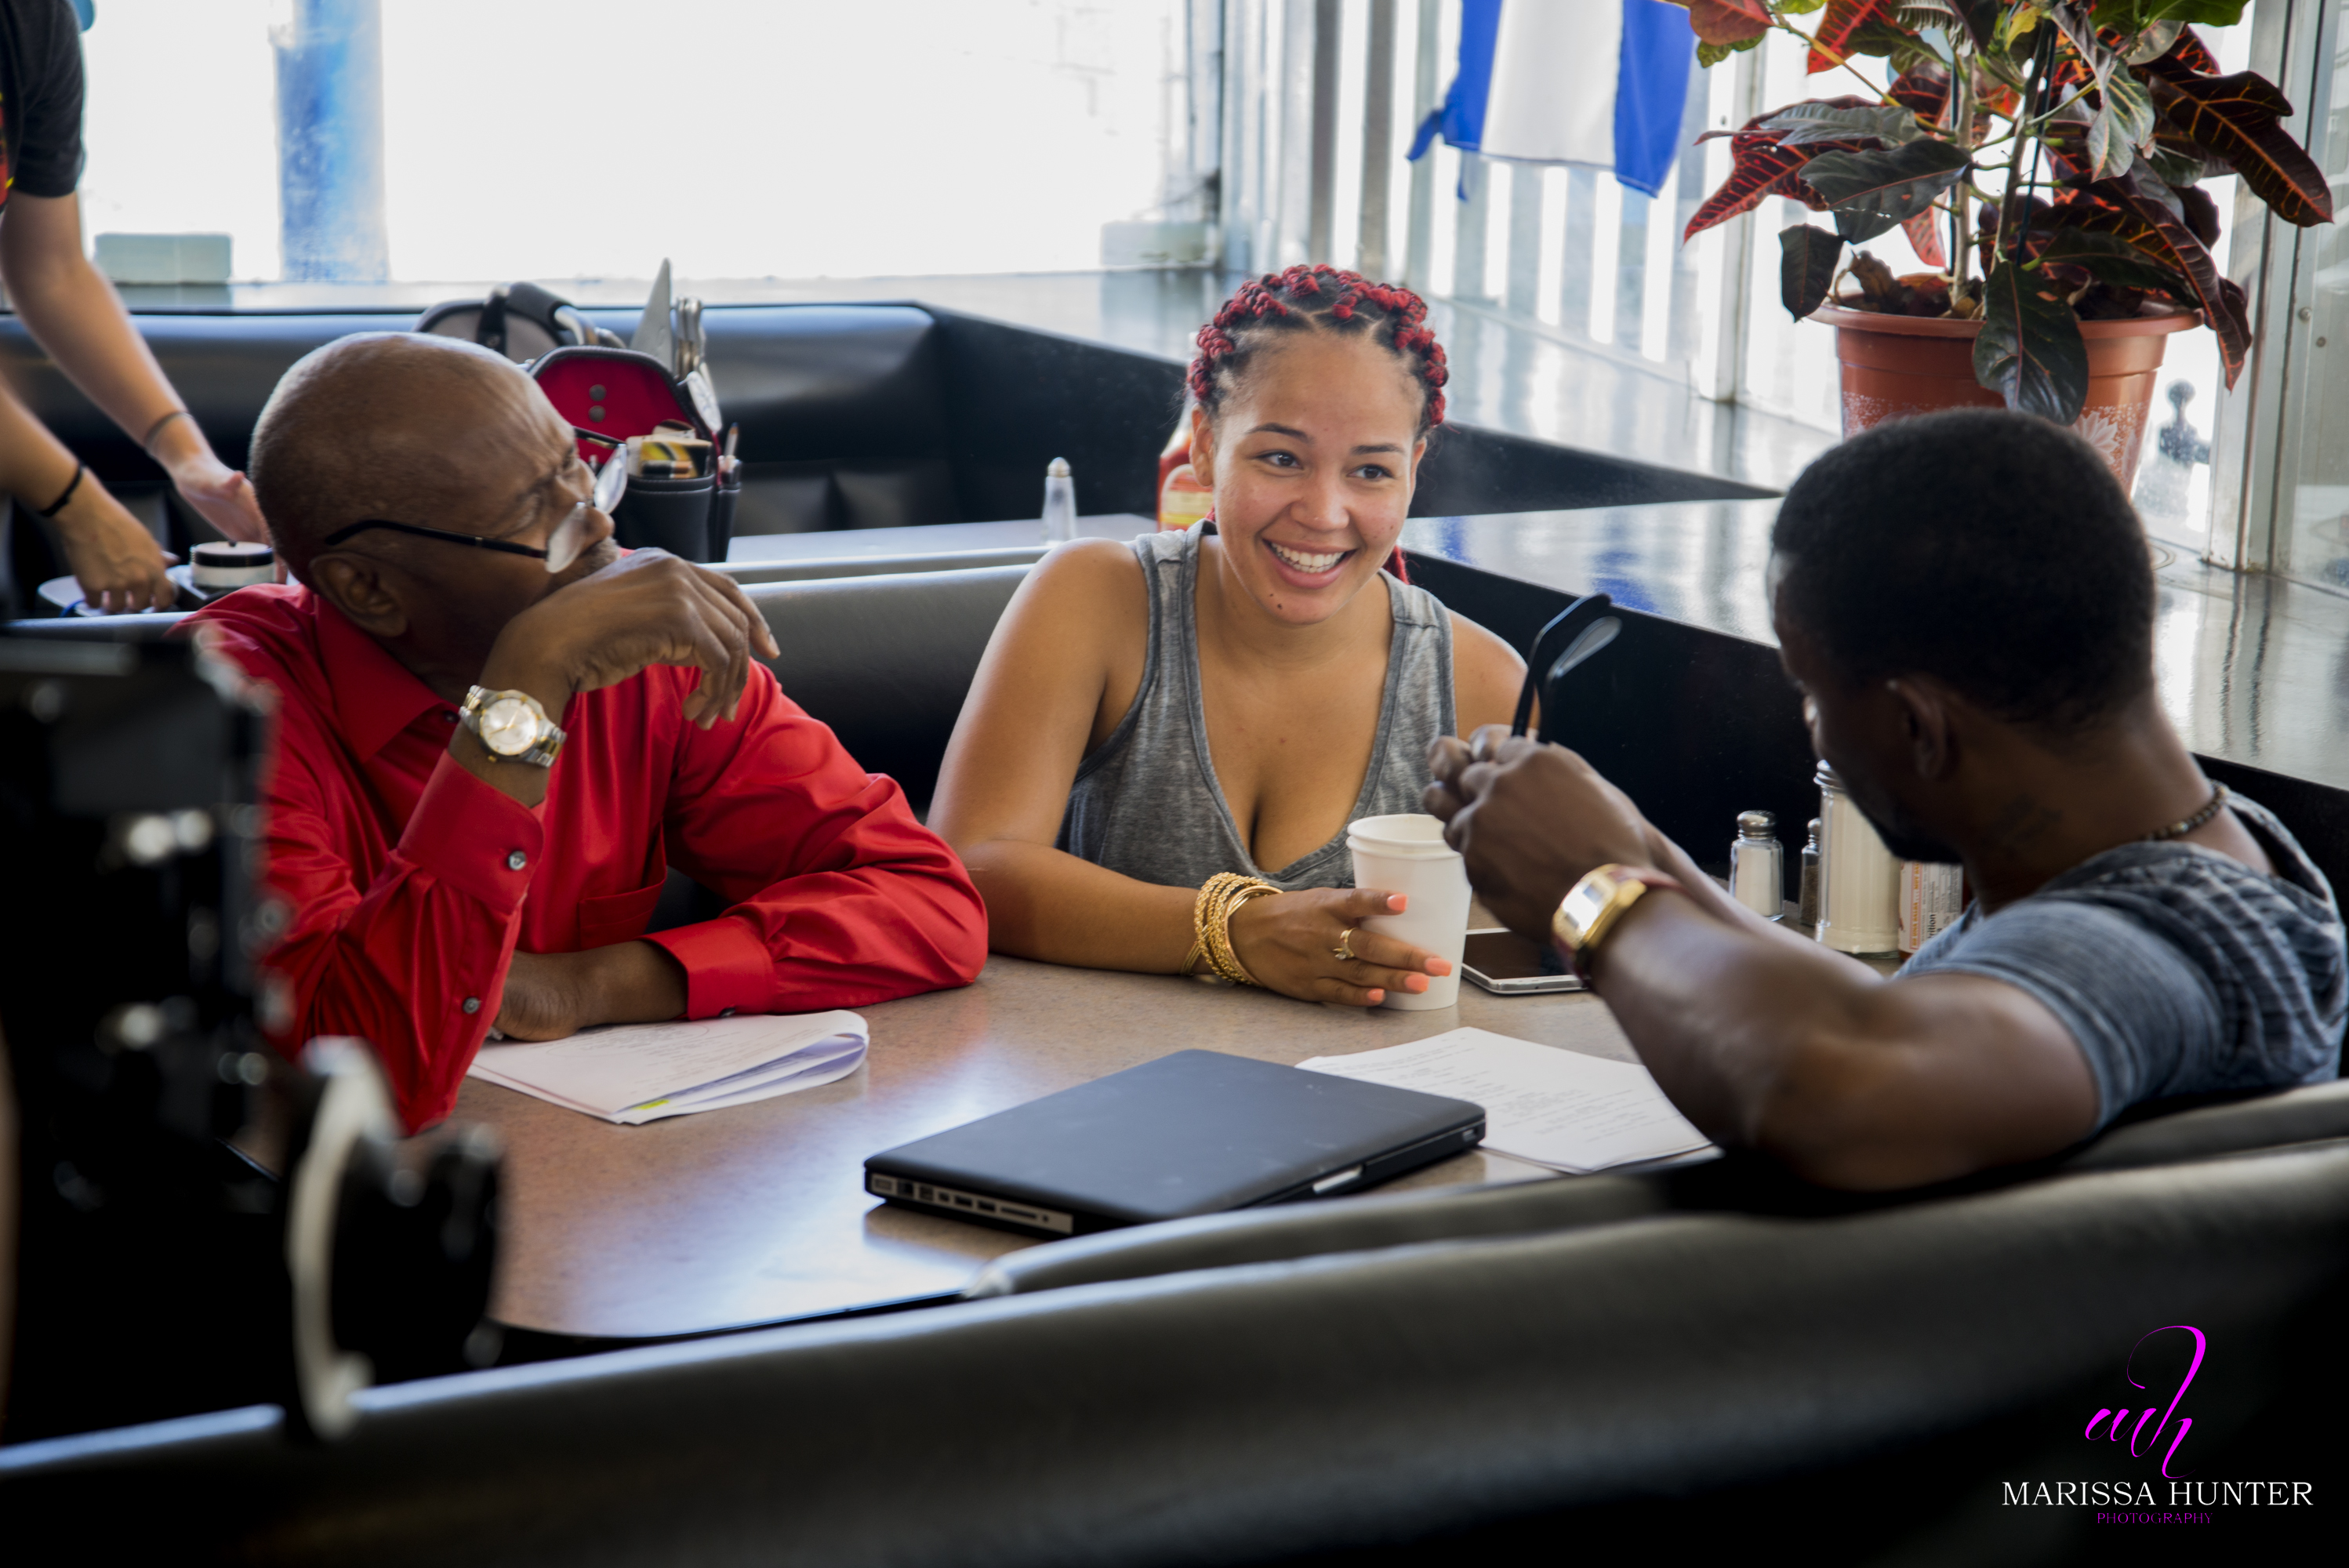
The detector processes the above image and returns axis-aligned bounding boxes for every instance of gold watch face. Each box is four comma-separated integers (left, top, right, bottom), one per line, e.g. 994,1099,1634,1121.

1554,869,1625,950
478,696,539,757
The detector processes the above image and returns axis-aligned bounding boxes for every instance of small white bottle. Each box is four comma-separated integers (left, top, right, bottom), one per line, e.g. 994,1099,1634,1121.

1815,763,1901,955
1041,457,1077,543
1730,810,1784,922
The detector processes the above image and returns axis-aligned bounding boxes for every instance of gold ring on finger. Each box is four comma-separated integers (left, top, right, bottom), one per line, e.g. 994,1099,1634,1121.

1333,927,1356,962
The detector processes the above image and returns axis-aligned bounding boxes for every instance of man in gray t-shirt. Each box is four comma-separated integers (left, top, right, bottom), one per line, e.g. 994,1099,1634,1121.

1425,411,2346,1189
1904,792,2343,1126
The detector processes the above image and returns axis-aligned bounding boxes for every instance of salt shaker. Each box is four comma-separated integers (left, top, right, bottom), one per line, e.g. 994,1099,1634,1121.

1730,810,1784,922
1797,818,1823,932
1041,456,1077,543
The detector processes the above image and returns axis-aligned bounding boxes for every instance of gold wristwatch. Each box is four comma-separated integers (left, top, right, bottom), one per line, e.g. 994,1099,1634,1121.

1552,863,1683,974
459,685,566,768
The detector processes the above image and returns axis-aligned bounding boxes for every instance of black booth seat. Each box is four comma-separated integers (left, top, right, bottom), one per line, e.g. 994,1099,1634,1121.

4,1138,2344,1563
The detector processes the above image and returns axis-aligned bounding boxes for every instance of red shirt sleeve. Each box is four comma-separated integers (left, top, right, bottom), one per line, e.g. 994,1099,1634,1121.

257,706,543,1131
641,664,988,1015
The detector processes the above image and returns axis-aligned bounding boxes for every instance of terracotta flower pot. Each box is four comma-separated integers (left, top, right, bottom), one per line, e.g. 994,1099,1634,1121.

1812,303,2199,495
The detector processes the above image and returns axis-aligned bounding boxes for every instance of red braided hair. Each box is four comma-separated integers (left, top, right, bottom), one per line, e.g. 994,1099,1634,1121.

1187,265,1449,582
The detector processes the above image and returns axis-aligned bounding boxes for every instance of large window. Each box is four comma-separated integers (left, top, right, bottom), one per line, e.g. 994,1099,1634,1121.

2274,0,2349,585
80,0,1193,285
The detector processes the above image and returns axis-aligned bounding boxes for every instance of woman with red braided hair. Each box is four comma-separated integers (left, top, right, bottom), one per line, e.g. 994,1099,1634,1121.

931,267,1524,1004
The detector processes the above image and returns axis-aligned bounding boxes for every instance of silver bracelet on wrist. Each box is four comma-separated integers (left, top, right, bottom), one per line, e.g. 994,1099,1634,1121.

140,408,192,458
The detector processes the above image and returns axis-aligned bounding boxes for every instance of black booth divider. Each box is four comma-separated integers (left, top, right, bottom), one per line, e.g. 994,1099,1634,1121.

1404,552,2349,906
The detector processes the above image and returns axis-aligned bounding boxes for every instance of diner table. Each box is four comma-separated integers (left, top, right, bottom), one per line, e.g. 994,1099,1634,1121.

464,955,1639,1343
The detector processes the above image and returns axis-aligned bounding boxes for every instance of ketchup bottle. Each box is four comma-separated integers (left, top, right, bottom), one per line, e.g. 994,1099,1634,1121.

1156,417,1212,532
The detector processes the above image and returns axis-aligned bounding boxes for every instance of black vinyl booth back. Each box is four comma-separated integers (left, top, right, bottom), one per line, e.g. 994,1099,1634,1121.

0,301,1768,617
1406,553,2349,908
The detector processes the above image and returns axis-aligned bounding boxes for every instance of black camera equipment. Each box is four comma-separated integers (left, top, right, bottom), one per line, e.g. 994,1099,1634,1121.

0,631,500,1443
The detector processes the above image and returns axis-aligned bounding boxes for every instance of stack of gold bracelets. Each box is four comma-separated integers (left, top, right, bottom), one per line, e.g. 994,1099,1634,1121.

1184,872,1280,985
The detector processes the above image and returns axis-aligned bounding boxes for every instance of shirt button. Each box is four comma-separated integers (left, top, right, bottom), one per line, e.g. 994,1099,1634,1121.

507,851,528,871
720,1007,737,1018
462,997,481,1014
442,710,459,724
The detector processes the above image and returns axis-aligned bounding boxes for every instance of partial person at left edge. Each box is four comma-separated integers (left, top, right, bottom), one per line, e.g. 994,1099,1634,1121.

0,0,268,615
184,332,989,1133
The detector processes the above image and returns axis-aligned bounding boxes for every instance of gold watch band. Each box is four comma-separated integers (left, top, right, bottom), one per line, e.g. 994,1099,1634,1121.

1552,863,1683,972
459,684,568,768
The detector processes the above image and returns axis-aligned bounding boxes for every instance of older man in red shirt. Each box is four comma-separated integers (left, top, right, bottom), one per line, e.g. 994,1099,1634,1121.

191,334,987,1131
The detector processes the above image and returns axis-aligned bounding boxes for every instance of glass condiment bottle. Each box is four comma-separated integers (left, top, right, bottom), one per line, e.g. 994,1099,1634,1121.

1730,810,1784,922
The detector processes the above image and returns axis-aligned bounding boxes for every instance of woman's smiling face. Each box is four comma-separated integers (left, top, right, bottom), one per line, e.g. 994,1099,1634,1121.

1192,328,1428,626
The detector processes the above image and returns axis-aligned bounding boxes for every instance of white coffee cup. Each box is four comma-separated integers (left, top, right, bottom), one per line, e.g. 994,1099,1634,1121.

1346,812,1470,1011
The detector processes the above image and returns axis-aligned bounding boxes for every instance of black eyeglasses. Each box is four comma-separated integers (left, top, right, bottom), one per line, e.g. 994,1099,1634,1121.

321,428,628,575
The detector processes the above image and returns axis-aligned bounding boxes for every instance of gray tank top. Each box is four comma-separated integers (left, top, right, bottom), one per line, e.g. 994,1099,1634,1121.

1056,524,1456,891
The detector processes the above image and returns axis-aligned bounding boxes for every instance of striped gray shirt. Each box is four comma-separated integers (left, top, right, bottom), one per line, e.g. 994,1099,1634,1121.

1904,793,2345,1127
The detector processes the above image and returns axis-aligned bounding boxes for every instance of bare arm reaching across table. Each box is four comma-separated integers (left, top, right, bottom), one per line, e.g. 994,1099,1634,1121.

1425,729,2099,1189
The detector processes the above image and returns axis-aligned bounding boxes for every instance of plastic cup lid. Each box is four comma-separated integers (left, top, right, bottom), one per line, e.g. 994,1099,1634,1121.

194,540,274,567
1345,813,1459,857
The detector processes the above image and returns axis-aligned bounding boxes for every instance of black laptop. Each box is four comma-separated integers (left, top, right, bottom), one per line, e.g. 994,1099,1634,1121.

864,1049,1486,1236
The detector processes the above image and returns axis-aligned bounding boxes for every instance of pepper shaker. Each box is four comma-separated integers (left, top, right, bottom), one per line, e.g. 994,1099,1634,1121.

1797,818,1823,932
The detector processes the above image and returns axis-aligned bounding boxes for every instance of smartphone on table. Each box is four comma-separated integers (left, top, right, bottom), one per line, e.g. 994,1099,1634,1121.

1459,927,1585,995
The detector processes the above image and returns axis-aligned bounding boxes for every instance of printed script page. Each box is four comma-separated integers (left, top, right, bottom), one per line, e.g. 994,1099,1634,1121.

1298,1028,1713,1173
468,1011,869,1120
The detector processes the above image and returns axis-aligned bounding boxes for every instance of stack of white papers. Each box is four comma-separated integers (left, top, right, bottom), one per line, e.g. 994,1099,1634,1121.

468,1011,868,1125
1298,1027,1715,1174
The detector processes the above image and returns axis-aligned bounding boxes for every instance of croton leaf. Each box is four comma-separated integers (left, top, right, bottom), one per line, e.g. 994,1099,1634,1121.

1800,137,1973,242
1697,35,1766,67
2088,0,2248,36
1683,98,1884,241
1902,209,1950,269
1780,224,1846,318
1759,101,1926,146
1686,140,1816,241
1888,67,1951,122
2148,71,2336,226
2177,183,2220,244
1844,13,1950,80
1675,0,1773,46
2033,227,2186,292
1942,0,2005,51
2057,171,2253,383
2042,118,2097,186
2142,139,2224,187
2121,20,2186,64
1978,193,2057,278
2087,64,2158,179
2139,25,2223,82
1892,1,1960,36
1809,0,1893,74
1974,258,2092,424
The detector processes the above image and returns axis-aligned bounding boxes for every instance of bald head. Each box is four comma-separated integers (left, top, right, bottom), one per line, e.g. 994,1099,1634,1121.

250,332,565,575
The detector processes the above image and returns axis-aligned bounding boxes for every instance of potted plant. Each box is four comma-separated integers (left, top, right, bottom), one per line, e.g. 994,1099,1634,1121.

1672,0,2332,488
